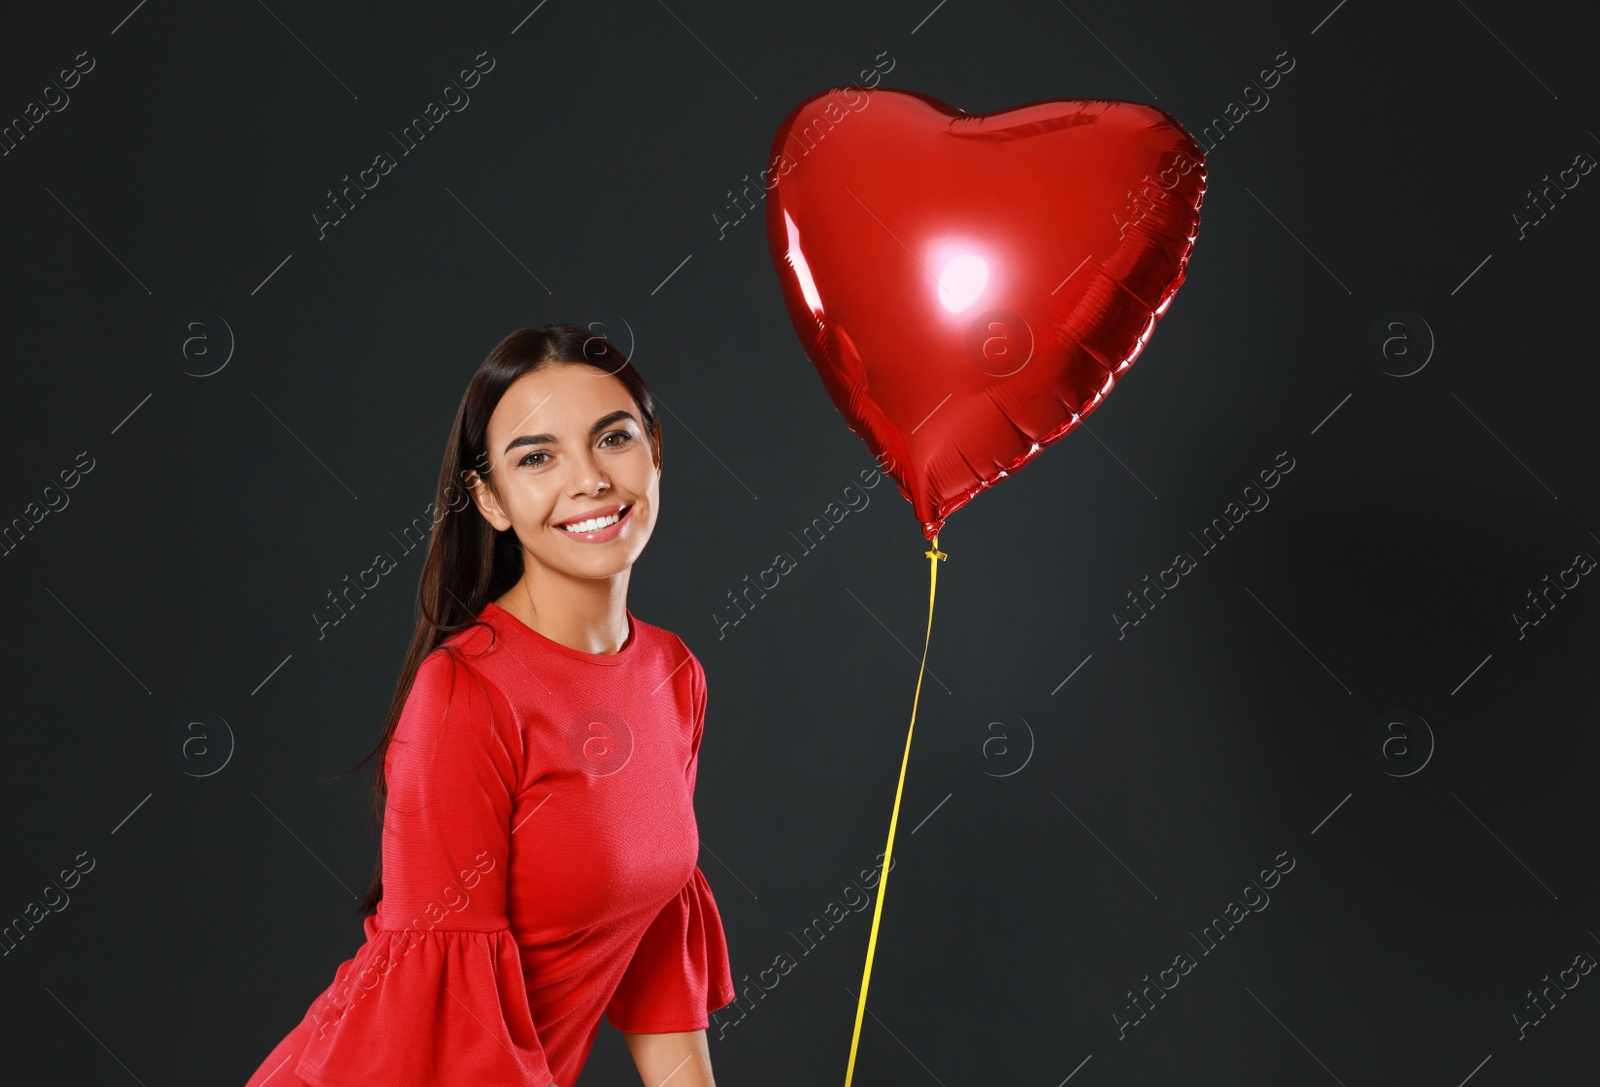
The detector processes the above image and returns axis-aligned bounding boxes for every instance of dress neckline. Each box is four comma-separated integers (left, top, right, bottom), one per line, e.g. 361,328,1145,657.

482,600,639,666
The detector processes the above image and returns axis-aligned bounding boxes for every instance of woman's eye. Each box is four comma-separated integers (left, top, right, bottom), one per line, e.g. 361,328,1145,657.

518,433,630,467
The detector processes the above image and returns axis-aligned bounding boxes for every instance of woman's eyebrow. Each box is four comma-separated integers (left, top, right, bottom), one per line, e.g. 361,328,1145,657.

503,410,638,454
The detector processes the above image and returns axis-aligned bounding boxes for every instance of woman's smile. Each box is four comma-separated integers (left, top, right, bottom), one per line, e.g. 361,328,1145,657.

553,502,634,543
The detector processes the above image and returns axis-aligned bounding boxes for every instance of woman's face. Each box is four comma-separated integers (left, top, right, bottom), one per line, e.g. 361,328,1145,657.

469,362,659,581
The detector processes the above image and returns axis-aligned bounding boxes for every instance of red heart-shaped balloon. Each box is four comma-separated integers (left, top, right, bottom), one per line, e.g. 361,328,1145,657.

765,88,1207,539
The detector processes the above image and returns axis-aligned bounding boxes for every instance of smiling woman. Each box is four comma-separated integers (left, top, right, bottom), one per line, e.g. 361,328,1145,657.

487,399,654,556
243,325,735,1087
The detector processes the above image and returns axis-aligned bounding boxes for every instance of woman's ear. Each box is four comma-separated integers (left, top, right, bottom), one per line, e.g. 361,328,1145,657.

466,469,512,532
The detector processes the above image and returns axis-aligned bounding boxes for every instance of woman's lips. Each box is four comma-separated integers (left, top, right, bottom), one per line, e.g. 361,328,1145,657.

554,503,632,543
554,502,627,527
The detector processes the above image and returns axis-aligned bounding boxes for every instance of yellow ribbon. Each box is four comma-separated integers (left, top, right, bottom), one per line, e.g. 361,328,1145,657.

843,533,946,1087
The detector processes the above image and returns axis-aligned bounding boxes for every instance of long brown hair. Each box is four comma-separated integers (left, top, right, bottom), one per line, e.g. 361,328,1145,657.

333,323,662,917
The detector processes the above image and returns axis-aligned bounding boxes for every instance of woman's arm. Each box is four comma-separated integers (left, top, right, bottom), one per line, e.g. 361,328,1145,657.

620,1029,716,1087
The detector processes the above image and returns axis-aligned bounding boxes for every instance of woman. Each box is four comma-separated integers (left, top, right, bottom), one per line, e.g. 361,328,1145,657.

243,324,736,1087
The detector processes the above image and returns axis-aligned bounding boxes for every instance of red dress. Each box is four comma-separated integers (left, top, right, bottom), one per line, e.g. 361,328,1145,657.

243,602,737,1087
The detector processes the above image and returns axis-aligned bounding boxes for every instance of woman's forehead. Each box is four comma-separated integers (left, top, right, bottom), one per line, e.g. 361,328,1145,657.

491,366,634,439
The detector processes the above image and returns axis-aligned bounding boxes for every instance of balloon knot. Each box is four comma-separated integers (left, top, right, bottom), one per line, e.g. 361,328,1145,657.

924,546,948,561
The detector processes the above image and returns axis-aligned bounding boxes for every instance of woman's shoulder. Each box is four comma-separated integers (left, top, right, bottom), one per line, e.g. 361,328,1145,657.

634,621,706,718
410,643,504,706
631,615,703,673
439,610,503,655
629,611,686,648
420,612,517,683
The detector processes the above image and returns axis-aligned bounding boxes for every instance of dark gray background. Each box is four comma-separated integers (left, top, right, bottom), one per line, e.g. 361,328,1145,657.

2,0,1597,1084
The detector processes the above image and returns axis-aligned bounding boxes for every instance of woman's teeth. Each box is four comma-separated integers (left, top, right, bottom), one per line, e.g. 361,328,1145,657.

560,509,624,533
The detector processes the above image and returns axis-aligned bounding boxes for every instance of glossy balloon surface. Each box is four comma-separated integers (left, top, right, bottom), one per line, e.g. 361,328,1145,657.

765,88,1207,539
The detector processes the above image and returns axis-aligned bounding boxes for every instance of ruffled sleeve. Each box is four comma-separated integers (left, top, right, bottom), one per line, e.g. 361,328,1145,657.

295,649,556,1087
605,865,738,1033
